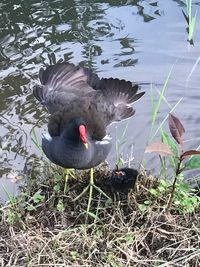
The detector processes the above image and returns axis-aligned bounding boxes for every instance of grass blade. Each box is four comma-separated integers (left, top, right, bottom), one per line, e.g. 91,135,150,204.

150,97,183,141
151,66,173,131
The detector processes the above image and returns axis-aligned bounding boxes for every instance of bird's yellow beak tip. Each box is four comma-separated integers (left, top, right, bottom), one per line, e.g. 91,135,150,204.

84,142,89,149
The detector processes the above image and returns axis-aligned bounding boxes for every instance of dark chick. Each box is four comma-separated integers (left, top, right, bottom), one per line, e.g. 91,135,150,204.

111,167,139,192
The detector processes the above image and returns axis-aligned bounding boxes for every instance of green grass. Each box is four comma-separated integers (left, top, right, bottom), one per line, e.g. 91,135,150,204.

31,127,43,152
115,122,129,167
150,67,172,131
149,64,184,142
182,0,197,43
0,162,199,266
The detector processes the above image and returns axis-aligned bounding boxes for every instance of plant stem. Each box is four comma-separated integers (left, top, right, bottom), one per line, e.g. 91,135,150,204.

166,158,182,212
64,169,69,195
159,155,167,178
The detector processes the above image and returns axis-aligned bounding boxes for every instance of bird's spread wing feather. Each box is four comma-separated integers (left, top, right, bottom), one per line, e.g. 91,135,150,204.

33,62,145,139
33,62,101,113
99,78,145,106
93,78,145,123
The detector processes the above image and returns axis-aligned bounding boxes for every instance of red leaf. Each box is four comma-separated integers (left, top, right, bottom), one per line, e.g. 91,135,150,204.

181,150,200,158
145,142,173,157
168,113,185,145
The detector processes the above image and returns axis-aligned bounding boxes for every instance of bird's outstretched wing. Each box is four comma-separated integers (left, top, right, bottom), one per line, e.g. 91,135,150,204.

33,62,145,139
96,78,145,121
33,62,101,113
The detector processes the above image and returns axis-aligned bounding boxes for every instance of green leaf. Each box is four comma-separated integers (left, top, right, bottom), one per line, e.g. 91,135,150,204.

178,182,190,193
161,131,179,157
177,173,184,181
161,130,179,169
184,155,200,170
124,233,134,244
138,204,147,212
159,179,169,188
26,205,36,211
149,188,160,197
70,250,77,260
57,199,65,213
32,193,45,204
105,198,113,207
53,174,62,182
53,184,60,193
144,200,152,205
158,185,166,192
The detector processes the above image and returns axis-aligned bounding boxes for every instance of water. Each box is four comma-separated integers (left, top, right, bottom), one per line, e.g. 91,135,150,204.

0,0,200,201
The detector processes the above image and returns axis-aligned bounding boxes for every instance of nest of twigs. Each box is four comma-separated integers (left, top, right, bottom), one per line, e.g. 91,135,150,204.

0,159,199,266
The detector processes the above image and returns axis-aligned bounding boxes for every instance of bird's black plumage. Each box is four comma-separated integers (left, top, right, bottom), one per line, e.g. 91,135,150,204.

111,167,138,192
33,62,145,169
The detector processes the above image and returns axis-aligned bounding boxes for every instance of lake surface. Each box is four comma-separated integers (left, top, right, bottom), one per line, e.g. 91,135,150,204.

0,0,200,201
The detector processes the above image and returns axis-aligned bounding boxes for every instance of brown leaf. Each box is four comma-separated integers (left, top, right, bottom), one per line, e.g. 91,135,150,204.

168,113,185,145
145,142,173,157
181,150,200,158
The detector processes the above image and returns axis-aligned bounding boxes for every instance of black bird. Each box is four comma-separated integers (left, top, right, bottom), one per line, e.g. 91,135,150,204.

33,62,145,208
111,167,138,192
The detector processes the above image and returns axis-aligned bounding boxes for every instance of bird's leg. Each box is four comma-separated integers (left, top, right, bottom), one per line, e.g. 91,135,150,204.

93,184,112,201
74,168,112,217
86,168,112,214
74,184,89,201
86,168,94,214
63,168,75,195
73,168,95,214
63,169,69,195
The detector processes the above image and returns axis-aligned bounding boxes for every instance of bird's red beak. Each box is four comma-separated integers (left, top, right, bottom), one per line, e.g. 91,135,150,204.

115,171,122,177
79,124,88,149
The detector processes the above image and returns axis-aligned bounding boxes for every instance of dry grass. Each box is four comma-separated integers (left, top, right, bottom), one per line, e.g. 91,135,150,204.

0,161,199,267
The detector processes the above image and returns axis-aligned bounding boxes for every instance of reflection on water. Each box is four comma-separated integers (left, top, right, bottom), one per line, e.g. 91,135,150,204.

0,0,200,200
